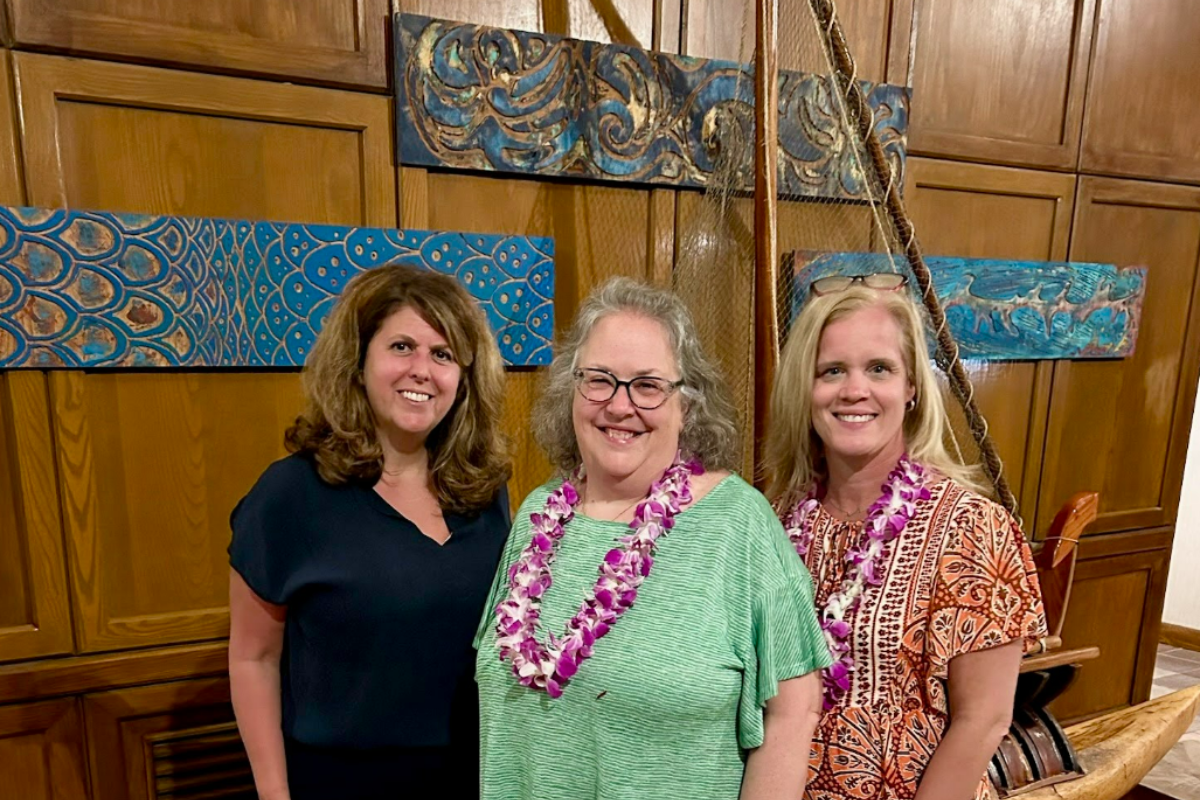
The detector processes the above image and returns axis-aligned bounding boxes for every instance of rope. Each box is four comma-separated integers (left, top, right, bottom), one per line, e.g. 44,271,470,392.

806,0,1020,522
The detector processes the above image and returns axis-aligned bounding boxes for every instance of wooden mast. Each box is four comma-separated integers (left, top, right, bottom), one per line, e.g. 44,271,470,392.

753,0,780,478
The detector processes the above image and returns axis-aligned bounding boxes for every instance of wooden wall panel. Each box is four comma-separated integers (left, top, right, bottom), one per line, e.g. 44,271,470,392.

0,51,21,204
51,372,302,652
684,0,899,81
1050,532,1171,720
14,53,396,224
8,0,390,89
84,678,250,800
1040,177,1200,534
400,0,657,46
903,158,1076,526
1081,0,1200,183
0,699,89,800
0,374,74,662
902,0,1096,169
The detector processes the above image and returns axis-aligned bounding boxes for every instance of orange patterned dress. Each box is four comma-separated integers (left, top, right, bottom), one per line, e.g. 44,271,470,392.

797,478,1047,800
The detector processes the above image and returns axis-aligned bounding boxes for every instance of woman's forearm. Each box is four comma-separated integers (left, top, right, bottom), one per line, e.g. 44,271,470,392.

914,717,1009,800
740,708,819,800
230,658,290,800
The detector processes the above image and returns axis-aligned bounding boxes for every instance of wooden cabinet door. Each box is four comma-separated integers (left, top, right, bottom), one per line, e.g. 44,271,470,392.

0,52,20,203
684,0,900,81
8,0,390,89
14,53,395,224
1049,531,1170,720
902,0,1096,169
49,371,303,652
902,158,1077,527
84,678,252,800
10,53,394,652
1039,177,1200,534
0,374,74,662
1081,0,1200,183
0,698,89,799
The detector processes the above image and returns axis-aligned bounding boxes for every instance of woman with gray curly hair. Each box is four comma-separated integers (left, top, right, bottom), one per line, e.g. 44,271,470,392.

474,278,830,800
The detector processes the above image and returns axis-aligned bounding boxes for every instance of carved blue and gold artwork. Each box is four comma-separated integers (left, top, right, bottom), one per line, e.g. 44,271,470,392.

395,14,909,199
0,206,555,368
788,251,1145,360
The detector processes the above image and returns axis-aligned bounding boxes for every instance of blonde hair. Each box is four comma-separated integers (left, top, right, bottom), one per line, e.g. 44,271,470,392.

765,285,985,505
286,263,511,512
533,278,741,474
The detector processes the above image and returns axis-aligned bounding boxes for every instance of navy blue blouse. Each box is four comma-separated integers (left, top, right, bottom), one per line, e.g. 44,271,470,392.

229,454,510,749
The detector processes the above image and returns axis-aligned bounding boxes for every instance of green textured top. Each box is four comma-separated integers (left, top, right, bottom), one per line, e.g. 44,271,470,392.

474,474,832,800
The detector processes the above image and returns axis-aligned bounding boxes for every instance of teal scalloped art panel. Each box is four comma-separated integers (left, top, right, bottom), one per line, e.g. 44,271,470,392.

0,207,555,368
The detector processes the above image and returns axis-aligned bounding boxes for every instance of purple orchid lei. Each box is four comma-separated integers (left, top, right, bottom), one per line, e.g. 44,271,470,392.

494,452,703,698
782,454,930,710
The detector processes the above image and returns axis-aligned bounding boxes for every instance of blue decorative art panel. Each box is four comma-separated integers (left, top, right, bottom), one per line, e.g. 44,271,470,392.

0,207,555,368
395,14,908,200
788,251,1146,361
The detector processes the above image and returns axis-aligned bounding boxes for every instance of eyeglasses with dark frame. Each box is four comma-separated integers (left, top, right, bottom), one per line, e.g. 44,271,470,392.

809,272,908,296
572,368,684,410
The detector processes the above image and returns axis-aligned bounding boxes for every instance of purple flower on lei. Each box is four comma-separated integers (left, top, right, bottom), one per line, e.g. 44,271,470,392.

495,452,703,698
782,454,930,710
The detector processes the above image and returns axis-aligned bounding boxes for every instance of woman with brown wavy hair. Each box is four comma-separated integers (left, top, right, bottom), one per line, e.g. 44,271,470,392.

228,263,511,800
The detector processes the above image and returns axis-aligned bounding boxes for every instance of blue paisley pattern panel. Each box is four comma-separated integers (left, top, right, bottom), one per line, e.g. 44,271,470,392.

395,14,909,199
0,206,555,368
788,251,1146,360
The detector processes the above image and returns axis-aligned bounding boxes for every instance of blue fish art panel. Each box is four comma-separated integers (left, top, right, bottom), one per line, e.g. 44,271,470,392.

395,14,908,200
787,251,1145,360
0,206,555,368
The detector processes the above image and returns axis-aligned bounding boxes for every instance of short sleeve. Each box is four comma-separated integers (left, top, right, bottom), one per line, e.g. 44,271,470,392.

228,457,312,605
737,502,833,750
927,498,1048,680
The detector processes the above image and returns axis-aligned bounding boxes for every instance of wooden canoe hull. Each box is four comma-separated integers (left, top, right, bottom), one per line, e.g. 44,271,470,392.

1020,685,1200,800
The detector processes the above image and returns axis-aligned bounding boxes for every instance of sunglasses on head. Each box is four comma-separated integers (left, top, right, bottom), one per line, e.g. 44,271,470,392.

809,273,908,296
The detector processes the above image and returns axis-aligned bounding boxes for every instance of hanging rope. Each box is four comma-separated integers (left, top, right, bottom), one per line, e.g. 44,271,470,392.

806,0,1020,521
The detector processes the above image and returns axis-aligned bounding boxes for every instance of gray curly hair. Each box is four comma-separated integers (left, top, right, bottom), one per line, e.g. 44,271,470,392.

532,278,741,474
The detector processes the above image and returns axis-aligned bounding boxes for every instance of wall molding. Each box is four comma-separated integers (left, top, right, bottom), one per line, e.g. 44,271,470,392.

1161,622,1200,652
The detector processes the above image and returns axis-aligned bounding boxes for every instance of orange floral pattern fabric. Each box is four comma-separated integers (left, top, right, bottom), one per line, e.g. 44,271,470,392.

798,479,1047,800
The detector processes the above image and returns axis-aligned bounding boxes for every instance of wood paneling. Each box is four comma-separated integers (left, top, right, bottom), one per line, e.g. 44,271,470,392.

400,0,657,46
13,52,396,225
902,158,1077,526
1081,0,1200,182
902,0,1096,169
84,678,250,800
0,373,74,662
0,51,22,203
50,371,302,652
684,0,899,81
0,641,227,704
1050,533,1170,720
8,0,390,89
1040,177,1200,534
0,699,89,800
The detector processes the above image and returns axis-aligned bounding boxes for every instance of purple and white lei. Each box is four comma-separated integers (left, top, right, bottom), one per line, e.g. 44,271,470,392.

494,453,703,698
783,454,930,710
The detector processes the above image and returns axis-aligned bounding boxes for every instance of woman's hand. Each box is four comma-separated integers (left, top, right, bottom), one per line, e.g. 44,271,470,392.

740,671,823,800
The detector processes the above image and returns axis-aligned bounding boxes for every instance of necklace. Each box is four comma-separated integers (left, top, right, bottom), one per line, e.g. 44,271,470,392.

823,494,868,520
782,455,929,710
581,489,643,522
494,452,703,698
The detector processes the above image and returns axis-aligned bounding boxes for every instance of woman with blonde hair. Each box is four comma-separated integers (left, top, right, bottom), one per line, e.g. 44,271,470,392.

475,277,831,800
228,264,511,799
766,276,1047,800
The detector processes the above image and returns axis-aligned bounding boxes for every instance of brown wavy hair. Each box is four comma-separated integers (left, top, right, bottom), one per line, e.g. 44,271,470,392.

285,263,511,512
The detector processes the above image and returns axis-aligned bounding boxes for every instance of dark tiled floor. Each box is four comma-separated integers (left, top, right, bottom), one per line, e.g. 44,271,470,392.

1140,644,1200,800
